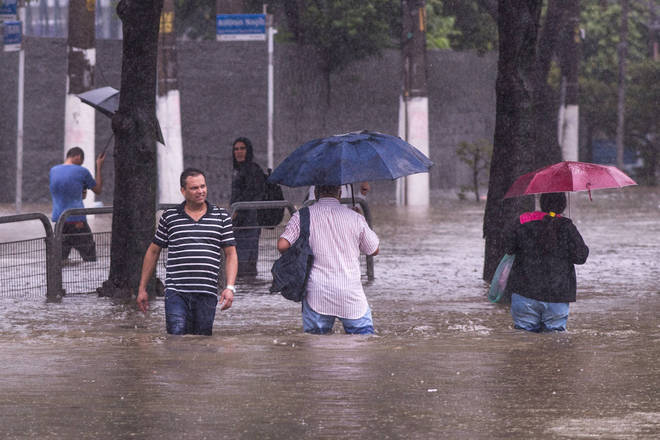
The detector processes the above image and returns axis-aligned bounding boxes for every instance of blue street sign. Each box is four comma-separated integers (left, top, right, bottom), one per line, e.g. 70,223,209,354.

3,20,21,51
0,0,17,21
216,14,266,41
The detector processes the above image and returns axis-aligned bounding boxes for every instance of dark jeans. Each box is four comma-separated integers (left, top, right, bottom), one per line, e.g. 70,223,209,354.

164,290,218,335
62,221,96,262
234,227,261,276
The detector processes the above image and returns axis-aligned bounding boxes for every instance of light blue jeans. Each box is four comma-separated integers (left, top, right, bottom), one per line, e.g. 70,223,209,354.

511,293,570,332
302,299,375,335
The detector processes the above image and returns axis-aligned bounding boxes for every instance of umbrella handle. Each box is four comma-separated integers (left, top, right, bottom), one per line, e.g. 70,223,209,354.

587,183,592,201
101,134,114,155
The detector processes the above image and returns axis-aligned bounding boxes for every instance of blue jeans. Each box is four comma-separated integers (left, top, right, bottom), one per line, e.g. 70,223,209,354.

302,299,375,335
511,293,570,332
164,290,218,335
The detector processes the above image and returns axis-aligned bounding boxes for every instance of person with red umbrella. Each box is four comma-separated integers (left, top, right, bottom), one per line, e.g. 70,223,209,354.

503,192,589,332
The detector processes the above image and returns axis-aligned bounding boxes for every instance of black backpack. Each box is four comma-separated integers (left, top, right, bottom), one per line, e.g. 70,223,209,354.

258,168,285,227
270,207,313,302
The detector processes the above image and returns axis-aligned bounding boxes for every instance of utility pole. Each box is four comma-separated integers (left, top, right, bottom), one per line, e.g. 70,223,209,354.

266,4,275,170
557,0,580,162
398,0,429,206
64,0,96,206
616,0,629,170
156,0,184,203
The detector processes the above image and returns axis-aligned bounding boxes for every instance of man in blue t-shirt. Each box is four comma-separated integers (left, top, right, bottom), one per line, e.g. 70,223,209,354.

49,147,106,261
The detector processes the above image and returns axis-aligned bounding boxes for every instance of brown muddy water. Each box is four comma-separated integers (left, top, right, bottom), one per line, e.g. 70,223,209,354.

1,189,659,439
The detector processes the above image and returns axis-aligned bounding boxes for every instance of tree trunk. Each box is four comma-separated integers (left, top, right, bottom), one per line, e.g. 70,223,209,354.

99,0,164,299
482,0,563,282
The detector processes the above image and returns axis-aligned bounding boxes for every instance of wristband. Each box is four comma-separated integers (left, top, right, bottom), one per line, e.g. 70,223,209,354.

225,285,236,293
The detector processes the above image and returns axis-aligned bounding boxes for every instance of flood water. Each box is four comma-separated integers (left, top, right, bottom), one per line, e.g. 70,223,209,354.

1,189,659,439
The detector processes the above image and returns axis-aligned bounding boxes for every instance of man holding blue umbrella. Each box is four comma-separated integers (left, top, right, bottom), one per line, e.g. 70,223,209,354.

277,185,380,334
270,131,432,333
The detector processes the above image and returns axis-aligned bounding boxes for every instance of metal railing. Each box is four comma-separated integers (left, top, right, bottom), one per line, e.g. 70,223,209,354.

0,213,57,299
230,200,297,279
52,206,113,299
0,198,375,299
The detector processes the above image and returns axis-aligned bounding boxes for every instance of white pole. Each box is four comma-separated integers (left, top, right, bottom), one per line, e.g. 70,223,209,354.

15,2,25,213
266,14,275,170
396,94,407,206
404,96,430,206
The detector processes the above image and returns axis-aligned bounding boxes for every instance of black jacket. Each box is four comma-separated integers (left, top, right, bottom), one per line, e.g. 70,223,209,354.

504,215,589,303
231,161,266,227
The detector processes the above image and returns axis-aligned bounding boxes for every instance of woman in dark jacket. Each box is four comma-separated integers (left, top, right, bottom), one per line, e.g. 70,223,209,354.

504,192,589,332
231,137,266,276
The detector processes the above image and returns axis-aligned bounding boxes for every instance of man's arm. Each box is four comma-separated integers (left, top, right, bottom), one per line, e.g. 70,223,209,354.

277,237,291,254
219,245,238,310
91,152,107,195
136,242,162,313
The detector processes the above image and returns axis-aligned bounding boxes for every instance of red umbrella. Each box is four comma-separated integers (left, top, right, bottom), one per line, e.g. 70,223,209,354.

504,161,637,200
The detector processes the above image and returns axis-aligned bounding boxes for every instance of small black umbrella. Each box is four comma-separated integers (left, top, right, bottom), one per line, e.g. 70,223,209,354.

78,86,165,146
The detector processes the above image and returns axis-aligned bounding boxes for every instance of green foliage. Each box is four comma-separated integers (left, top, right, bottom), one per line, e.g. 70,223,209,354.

456,139,492,201
174,0,216,40
580,0,657,178
296,0,400,75
581,0,649,83
440,0,497,53
625,60,660,185
426,0,459,50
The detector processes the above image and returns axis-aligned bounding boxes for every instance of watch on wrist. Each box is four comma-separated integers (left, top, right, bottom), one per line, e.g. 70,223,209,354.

225,285,236,293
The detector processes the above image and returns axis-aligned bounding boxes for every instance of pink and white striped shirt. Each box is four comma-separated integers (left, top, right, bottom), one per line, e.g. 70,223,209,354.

280,198,379,319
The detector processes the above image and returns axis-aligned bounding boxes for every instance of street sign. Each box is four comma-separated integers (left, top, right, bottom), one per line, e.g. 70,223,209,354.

0,0,17,21
216,14,266,41
3,19,21,51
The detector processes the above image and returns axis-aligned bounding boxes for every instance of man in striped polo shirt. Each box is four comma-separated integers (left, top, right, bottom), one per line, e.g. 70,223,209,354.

137,168,238,335
278,185,380,334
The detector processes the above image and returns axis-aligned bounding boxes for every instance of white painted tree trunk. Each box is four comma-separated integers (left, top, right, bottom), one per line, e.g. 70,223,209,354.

156,90,184,203
64,47,96,207
559,104,579,161
396,96,407,205
398,96,430,206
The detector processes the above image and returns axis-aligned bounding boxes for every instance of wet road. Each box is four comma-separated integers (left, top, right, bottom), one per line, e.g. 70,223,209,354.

1,188,658,439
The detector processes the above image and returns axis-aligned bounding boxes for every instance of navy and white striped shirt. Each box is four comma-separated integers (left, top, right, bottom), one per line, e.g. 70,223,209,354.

153,202,236,297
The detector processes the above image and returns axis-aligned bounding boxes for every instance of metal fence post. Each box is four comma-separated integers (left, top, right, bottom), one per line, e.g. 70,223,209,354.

46,232,64,300
356,199,375,280
45,213,66,300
